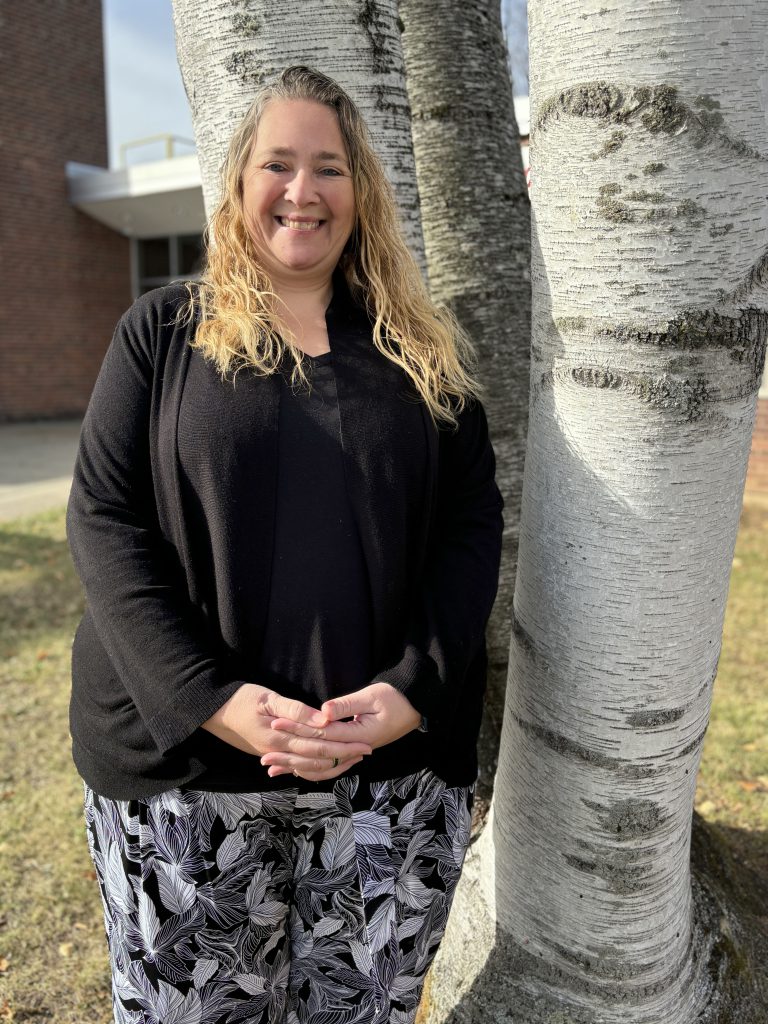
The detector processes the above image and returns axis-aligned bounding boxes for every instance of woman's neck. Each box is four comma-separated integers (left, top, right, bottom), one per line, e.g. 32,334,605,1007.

271,274,333,323
271,274,334,354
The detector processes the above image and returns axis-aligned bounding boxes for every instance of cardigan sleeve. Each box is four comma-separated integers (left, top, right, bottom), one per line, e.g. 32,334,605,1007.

372,396,504,729
66,297,244,755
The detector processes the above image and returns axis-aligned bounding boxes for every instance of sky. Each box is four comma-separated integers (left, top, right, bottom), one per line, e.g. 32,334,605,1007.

102,0,529,170
102,0,194,168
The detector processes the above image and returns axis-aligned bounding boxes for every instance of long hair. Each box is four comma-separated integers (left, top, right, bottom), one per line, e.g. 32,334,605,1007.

184,65,482,427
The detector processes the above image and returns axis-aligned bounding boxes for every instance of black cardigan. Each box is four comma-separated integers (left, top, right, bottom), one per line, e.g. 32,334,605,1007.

66,275,504,799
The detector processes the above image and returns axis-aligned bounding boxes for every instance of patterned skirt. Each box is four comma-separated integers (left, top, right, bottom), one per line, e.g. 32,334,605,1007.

84,769,474,1024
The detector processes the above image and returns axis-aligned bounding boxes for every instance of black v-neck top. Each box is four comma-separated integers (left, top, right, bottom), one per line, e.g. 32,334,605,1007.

258,350,374,703
189,348,375,791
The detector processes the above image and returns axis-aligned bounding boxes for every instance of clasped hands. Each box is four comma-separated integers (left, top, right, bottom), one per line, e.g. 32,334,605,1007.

202,680,422,782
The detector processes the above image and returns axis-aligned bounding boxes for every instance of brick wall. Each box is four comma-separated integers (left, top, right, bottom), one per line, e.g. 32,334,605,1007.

0,0,131,421
745,397,768,496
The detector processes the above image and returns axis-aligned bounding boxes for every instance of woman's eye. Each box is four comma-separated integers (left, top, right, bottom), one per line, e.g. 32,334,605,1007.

320,167,342,177
264,163,286,172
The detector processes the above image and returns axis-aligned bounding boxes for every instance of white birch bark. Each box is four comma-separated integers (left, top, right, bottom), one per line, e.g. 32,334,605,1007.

171,0,425,268
424,1,768,1021
398,0,530,794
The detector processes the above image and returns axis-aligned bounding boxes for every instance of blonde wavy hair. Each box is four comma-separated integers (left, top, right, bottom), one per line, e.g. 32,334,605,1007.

183,65,482,428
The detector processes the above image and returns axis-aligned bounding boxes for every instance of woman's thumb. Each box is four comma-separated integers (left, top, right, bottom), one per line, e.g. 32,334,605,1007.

322,688,373,721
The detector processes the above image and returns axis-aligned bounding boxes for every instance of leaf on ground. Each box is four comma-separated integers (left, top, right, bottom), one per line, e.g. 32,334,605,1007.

0,998,13,1020
58,942,73,957
0,957,9,972
738,780,760,792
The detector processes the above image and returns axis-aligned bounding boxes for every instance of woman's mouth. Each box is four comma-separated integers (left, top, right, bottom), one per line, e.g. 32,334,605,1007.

276,217,323,231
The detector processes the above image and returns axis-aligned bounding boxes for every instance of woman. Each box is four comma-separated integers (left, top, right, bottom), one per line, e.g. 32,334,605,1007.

67,66,503,1024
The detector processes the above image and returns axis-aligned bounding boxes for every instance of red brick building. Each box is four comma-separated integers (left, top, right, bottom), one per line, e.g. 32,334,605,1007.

0,0,131,421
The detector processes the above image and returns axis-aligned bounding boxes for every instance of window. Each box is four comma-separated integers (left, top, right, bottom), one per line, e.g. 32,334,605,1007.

133,235,204,297
179,235,203,277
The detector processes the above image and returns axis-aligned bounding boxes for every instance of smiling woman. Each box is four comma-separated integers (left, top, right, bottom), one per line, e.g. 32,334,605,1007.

66,65,504,1023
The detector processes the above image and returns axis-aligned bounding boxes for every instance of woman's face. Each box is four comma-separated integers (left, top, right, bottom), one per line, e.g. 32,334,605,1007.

241,98,356,286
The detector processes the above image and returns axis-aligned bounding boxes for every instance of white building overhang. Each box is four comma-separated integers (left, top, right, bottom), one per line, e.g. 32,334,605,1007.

66,154,206,238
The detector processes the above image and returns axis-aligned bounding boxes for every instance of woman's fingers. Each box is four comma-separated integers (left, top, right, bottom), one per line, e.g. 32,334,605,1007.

269,716,369,742
265,754,364,780
263,734,372,761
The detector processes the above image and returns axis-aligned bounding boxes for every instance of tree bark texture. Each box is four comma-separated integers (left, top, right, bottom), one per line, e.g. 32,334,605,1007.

399,0,531,798
172,0,426,268
423,1,768,1022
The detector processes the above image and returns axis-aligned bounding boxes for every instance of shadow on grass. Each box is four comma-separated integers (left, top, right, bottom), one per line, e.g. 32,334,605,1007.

700,819,768,925
0,518,73,571
0,524,84,653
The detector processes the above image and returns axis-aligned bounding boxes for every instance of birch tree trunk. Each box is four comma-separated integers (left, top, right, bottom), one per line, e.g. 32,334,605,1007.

398,0,531,800
171,0,425,268
423,1,768,1021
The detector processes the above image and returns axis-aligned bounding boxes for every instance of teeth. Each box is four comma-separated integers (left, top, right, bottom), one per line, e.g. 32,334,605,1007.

279,217,320,230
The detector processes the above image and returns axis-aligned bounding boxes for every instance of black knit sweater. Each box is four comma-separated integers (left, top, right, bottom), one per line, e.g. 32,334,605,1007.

66,273,504,799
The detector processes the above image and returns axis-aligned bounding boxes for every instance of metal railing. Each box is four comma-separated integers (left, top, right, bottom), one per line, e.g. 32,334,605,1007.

119,134,196,168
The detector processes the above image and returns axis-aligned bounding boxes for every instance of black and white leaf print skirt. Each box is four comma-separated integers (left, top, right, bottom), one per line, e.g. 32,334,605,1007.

84,769,474,1024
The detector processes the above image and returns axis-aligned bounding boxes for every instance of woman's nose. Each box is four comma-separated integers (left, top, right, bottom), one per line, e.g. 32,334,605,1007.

284,168,317,206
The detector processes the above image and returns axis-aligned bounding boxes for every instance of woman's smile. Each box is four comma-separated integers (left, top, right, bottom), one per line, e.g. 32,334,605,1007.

276,216,323,230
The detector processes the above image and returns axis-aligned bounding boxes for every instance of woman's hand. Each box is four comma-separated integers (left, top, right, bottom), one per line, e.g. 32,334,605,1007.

201,683,372,781
267,681,422,764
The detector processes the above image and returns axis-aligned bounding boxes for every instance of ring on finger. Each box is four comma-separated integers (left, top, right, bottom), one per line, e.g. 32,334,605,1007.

331,757,340,768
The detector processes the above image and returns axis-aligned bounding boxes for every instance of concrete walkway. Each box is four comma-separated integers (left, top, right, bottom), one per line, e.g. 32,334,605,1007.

0,418,82,522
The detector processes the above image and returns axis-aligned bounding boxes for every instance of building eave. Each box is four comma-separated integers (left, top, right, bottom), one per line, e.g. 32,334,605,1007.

66,154,206,237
